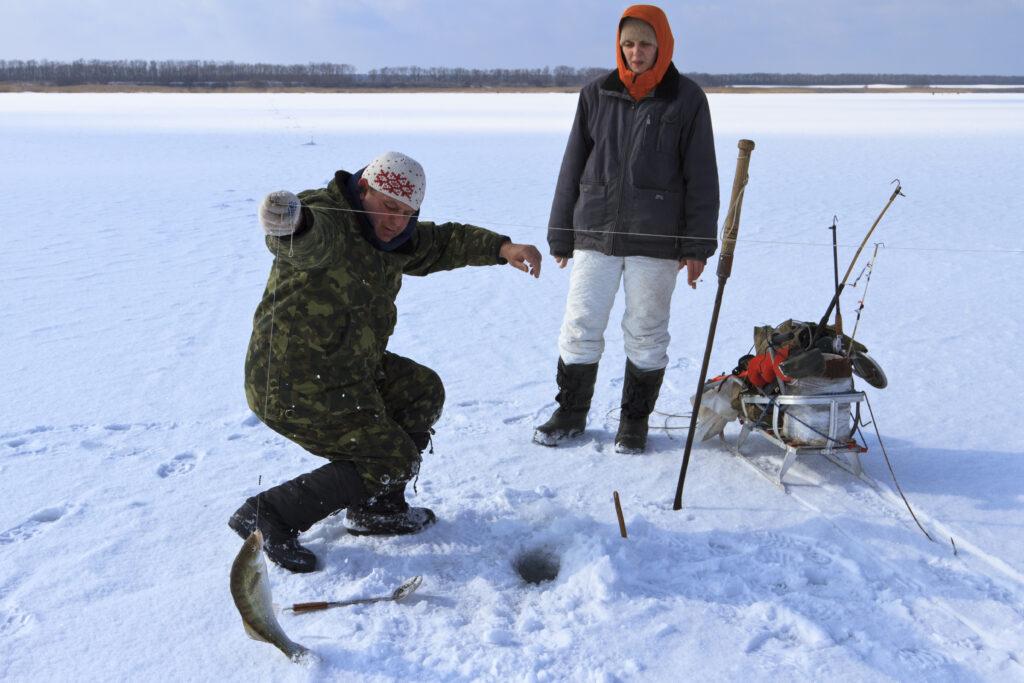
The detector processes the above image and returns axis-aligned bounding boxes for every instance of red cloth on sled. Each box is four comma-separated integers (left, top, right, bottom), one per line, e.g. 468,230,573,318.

740,347,793,388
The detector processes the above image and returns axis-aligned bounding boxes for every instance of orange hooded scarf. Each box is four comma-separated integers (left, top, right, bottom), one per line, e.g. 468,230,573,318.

616,4,675,101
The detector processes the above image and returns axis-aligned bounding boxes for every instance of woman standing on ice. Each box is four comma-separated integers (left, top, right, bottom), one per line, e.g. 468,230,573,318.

231,151,542,573
534,4,720,453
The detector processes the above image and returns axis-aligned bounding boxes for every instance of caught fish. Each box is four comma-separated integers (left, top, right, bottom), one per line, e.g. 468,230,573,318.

229,530,311,662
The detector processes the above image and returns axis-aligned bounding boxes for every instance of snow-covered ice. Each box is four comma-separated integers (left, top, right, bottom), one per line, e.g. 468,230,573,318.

1,92,1023,681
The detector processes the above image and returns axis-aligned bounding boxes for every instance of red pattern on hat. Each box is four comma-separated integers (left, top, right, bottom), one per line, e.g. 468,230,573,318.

373,170,415,200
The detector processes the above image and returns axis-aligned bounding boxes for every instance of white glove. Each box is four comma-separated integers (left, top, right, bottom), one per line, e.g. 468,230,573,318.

259,191,302,237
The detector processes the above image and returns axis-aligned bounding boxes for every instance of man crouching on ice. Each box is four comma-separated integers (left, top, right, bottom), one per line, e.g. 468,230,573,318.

230,151,542,573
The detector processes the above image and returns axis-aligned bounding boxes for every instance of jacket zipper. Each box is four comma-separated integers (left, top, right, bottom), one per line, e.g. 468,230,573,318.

612,102,638,251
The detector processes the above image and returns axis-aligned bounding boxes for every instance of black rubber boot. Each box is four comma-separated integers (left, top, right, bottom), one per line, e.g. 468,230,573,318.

614,360,665,454
533,359,599,446
344,430,437,536
228,461,367,573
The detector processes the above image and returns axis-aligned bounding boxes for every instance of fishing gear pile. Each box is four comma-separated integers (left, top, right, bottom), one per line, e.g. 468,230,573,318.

692,319,888,445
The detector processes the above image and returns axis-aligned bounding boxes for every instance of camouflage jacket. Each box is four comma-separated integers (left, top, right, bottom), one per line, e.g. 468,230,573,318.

244,170,509,415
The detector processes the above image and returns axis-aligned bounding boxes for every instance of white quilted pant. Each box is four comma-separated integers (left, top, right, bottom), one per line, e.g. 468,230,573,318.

558,249,679,370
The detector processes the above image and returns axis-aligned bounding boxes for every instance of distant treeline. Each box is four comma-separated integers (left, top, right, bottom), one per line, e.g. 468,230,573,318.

1,59,1021,88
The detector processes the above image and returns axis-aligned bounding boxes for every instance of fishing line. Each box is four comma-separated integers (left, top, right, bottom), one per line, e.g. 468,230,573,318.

602,405,694,431
847,259,873,289
266,202,1024,255
255,474,263,527
864,394,935,542
846,243,883,353
262,215,295,427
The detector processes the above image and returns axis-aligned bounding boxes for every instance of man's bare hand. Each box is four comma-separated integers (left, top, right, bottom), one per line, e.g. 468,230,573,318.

555,256,570,269
500,242,543,278
679,258,705,288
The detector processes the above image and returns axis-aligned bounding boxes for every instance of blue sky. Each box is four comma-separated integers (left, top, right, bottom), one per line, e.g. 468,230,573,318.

2,0,1021,75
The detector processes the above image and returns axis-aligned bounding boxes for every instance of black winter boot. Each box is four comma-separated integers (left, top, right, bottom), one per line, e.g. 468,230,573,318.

614,360,665,454
228,461,368,573
344,482,436,536
533,359,599,446
344,430,437,536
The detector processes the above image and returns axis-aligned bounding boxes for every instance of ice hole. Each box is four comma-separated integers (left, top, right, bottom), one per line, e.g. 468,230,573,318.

513,547,560,585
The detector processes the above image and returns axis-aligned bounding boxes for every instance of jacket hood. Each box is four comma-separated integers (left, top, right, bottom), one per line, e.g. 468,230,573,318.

616,5,674,101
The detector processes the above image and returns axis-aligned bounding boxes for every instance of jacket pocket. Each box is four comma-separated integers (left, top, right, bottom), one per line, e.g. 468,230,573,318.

656,113,681,152
573,181,608,233
629,188,684,240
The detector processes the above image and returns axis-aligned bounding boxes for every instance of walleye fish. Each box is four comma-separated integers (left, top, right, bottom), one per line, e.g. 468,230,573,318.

229,530,311,662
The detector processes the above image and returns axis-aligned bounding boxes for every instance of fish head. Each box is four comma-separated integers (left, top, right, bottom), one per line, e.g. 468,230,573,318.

241,528,264,556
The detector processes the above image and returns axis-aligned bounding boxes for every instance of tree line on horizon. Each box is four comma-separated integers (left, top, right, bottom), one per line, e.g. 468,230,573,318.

1,59,1020,88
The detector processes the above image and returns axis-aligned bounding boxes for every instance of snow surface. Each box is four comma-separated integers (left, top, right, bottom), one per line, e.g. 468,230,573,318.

2,92,1023,681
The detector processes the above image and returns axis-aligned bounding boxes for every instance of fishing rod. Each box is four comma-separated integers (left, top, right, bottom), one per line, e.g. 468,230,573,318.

828,215,843,343
807,181,904,351
673,139,756,511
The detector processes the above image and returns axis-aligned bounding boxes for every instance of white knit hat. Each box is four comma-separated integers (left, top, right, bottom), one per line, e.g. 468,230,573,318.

364,151,426,211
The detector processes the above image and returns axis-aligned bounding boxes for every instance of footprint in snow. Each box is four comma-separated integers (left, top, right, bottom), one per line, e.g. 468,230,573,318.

744,625,799,653
4,437,49,457
755,546,802,568
798,599,848,623
870,573,918,597
925,560,1024,617
896,647,948,669
760,530,812,552
0,506,68,545
849,489,902,521
455,398,504,408
0,606,33,637
157,452,197,478
707,540,739,557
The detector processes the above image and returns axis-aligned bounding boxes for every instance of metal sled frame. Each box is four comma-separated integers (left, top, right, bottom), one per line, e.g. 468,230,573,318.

728,391,868,488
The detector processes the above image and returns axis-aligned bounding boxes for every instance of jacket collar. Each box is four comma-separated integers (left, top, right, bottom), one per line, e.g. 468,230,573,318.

600,62,680,100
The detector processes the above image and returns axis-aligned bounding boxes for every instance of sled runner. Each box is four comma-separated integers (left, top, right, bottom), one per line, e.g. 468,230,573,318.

727,383,868,489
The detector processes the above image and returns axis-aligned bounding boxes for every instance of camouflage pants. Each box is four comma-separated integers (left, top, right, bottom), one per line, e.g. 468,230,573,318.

251,352,445,493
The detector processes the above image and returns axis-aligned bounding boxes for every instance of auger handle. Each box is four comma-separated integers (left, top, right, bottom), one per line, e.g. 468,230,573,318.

673,138,756,511
717,139,756,280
